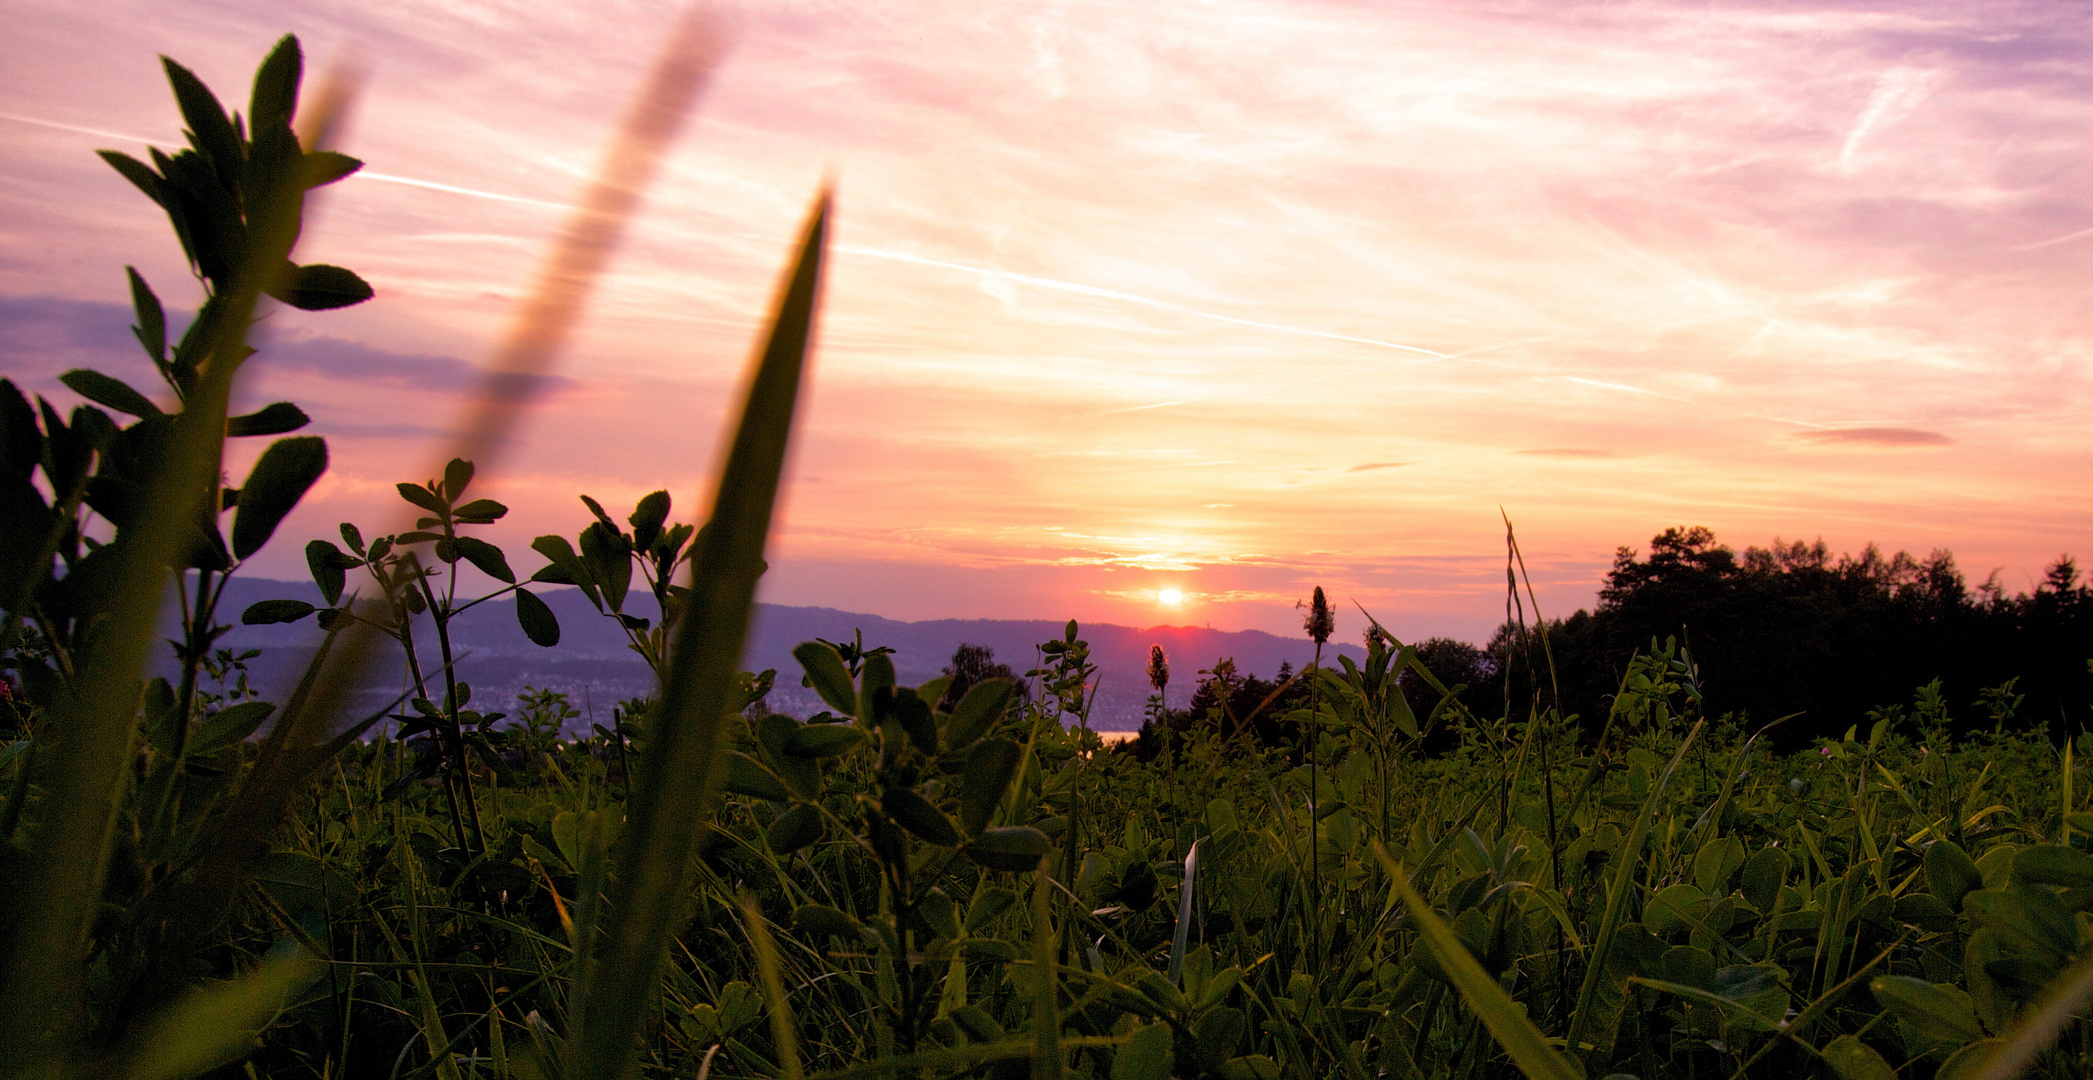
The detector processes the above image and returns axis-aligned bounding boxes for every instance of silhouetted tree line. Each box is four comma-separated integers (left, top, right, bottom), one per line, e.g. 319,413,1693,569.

1493,526,2093,748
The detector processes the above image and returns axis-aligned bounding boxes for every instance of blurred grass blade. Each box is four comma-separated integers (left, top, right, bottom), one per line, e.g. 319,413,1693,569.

1033,862,1064,1080
740,893,805,1080
0,37,338,1070
1168,838,1202,985
1967,951,2093,1080
573,188,830,1080
118,954,316,1080
448,6,722,475
1370,842,1580,1080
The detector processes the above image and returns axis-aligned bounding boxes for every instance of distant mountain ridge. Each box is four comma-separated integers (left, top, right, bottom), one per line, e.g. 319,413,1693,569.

175,579,1367,732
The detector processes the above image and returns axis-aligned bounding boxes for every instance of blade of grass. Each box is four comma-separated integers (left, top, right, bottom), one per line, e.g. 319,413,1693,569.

1966,950,2093,1080
0,40,339,1072
1167,838,1202,986
740,893,804,1080
572,188,830,1080
116,954,316,1080
1564,719,1705,1058
1032,861,1064,1080
1369,841,1579,1080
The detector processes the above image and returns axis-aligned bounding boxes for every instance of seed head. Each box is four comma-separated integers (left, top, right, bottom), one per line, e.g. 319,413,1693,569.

1302,586,1334,646
1147,645,1169,692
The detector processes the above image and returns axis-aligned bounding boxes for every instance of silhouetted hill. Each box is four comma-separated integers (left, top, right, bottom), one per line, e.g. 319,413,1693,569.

174,579,1365,732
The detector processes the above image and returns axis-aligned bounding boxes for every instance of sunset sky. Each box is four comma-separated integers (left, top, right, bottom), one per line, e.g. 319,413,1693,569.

3,0,2089,644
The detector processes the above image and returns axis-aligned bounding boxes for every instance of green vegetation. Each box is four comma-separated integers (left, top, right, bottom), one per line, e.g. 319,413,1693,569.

4,36,2093,1080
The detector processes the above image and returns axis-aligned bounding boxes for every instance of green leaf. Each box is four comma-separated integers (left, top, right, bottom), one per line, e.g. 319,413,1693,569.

891,687,938,755
782,723,863,759
765,803,824,854
723,751,790,801
59,369,160,418
443,458,474,501
1965,886,2081,963
1644,883,1709,937
1739,847,1789,912
162,55,243,187
396,482,444,515
246,34,302,140
916,887,960,940
885,786,959,846
579,521,631,613
451,535,515,583
188,701,276,755
1711,964,1791,1032
1928,839,1984,912
227,402,309,436
100,151,167,209
1893,893,1958,935
960,738,1021,835
1693,835,1745,895
946,677,1014,750
300,150,361,189
304,539,356,605
1872,975,1984,1046
1193,1007,1245,1073
857,651,895,726
515,588,560,647
1821,1035,1896,1080
629,489,670,551
1371,842,1582,1080
126,267,166,362
573,188,829,1080
1112,1020,1174,1080
452,498,508,523
964,826,1052,872
1220,1056,1279,1080
232,436,326,559
242,598,315,625
793,641,857,715
2012,845,2093,890
266,263,372,310
0,378,42,481
530,534,600,608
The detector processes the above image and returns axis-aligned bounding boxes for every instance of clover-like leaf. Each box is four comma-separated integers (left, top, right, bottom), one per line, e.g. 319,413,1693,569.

59,369,160,418
515,587,559,647
241,598,315,625
231,436,327,559
266,263,373,310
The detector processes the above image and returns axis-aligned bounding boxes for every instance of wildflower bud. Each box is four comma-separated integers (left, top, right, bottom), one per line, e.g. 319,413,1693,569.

1147,645,1169,692
1302,586,1334,646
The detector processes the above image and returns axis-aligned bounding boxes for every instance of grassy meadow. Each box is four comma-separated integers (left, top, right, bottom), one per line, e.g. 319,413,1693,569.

4,34,2093,1080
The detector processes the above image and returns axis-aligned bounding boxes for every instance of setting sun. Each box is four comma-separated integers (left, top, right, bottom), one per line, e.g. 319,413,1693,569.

1157,589,1184,606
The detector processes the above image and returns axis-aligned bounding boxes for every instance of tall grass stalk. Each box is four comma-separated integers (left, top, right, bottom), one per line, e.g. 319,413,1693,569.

571,191,830,1080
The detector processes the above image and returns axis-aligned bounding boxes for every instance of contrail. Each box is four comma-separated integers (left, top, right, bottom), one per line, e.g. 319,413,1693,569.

1,111,571,210
1559,375,1695,403
4,107,1476,364
2012,223,2093,253
837,244,1451,358
0,111,168,145
358,171,571,210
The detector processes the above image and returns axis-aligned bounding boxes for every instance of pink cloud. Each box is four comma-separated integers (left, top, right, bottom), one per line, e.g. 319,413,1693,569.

2,0,2089,638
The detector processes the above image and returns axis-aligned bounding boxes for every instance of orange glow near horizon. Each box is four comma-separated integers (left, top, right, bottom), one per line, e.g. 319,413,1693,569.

2,1,2089,643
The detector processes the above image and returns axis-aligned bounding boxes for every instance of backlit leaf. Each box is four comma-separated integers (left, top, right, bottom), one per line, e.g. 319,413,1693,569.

232,437,326,559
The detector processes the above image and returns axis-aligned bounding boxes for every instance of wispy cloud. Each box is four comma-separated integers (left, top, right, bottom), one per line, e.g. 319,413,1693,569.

1795,427,1953,447
2,0,2089,641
